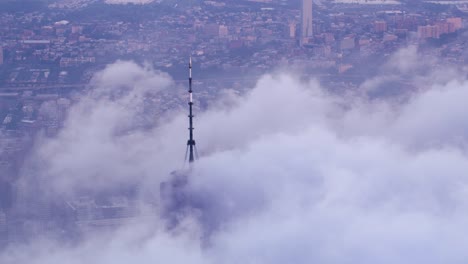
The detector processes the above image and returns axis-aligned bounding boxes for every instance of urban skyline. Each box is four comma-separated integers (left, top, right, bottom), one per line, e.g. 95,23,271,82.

1,0,468,263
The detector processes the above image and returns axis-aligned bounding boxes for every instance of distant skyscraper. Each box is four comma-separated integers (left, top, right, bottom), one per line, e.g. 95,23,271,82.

0,47,3,65
289,22,296,38
301,0,313,44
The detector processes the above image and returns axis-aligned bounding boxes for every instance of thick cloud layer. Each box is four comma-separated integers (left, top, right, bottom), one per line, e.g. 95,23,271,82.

3,48,468,263
23,61,185,195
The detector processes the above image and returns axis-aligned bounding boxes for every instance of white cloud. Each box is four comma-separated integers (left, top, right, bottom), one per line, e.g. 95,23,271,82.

3,48,468,263
22,61,181,196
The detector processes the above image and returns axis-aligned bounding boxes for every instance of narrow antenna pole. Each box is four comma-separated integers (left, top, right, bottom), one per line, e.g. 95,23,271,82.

187,57,196,163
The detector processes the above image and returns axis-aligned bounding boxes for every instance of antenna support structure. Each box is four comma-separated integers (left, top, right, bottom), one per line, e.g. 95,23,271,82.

185,57,197,164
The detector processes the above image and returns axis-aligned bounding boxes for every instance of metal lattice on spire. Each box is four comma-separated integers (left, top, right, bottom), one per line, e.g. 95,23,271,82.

186,57,196,164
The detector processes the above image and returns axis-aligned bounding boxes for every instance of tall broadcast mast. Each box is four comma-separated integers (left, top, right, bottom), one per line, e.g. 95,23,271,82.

186,57,196,164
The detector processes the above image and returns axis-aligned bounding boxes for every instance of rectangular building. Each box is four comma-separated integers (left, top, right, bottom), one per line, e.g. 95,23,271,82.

374,21,388,32
418,25,440,39
301,0,313,44
447,17,463,31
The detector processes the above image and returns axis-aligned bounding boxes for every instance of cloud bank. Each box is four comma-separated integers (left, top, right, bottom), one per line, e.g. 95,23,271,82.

2,47,468,263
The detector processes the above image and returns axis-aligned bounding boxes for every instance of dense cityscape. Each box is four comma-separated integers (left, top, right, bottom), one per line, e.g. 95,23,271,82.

1,0,468,253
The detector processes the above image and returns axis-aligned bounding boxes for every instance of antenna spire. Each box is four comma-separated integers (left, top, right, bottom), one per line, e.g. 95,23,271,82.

186,56,196,164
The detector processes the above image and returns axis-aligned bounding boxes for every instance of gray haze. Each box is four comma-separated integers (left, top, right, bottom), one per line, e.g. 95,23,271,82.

2,47,468,263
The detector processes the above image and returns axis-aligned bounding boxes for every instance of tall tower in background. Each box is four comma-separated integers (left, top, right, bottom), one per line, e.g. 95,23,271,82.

0,47,3,65
301,0,313,45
